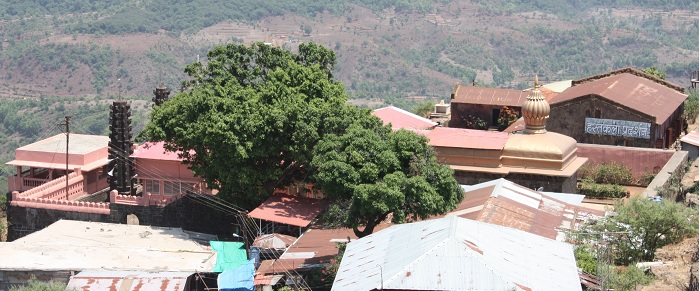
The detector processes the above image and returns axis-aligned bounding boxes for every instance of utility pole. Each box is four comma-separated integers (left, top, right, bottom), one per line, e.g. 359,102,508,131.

58,116,71,199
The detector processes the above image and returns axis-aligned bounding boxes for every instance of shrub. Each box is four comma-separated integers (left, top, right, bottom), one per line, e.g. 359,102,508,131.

574,245,598,275
579,162,635,185
595,162,634,185
578,178,628,198
462,114,488,130
610,265,655,291
10,276,74,291
636,168,656,186
496,106,519,131
0,193,6,212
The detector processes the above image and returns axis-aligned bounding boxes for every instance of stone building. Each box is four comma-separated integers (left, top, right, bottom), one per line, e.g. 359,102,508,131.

548,67,687,149
427,77,587,193
449,84,558,129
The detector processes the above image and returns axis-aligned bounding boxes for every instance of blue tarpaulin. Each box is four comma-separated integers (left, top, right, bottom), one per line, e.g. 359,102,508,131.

218,259,255,291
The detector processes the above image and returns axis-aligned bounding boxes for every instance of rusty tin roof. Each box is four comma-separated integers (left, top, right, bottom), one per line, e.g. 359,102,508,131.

551,72,687,125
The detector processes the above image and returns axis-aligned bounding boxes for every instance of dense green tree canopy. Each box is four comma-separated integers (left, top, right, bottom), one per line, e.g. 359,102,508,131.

142,42,463,235
140,42,358,209
312,122,464,237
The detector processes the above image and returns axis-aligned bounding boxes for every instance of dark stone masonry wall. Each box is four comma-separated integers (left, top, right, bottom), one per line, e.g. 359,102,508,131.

454,170,578,193
6,194,242,242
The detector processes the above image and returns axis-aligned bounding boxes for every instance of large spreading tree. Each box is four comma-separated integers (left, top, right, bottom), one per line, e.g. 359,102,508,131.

140,42,360,209
312,120,464,237
141,42,463,237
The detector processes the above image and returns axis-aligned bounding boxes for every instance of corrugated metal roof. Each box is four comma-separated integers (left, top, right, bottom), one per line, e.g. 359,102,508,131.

253,233,297,250
257,225,391,276
426,127,509,150
551,72,687,124
452,86,530,106
248,194,329,227
681,128,699,147
372,105,438,131
445,178,604,241
66,270,192,291
253,274,284,286
542,80,573,93
331,216,581,291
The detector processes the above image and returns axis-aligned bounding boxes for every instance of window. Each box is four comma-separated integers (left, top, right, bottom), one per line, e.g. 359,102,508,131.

164,181,179,195
585,109,591,117
594,108,602,118
157,181,197,195
144,179,160,195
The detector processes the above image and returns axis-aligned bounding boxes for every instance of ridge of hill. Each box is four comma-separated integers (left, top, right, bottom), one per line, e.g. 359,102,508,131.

0,1,696,103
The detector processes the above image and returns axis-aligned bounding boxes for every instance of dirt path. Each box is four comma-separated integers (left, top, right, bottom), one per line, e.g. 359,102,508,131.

640,236,699,291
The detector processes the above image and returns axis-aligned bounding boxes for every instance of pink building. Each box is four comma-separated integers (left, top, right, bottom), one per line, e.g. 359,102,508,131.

130,142,212,196
6,133,110,195
5,135,215,217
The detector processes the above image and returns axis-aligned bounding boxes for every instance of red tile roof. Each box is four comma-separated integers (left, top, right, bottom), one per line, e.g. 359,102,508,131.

248,194,330,227
372,106,438,131
551,72,687,125
425,127,509,150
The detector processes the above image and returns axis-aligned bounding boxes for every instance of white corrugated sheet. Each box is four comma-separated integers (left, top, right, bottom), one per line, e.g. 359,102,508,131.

331,216,580,291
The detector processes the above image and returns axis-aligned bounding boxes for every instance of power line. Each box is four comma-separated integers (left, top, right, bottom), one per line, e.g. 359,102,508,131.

70,122,314,290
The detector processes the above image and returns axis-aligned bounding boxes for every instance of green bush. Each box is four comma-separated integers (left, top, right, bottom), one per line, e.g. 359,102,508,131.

595,162,634,185
610,265,655,291
462,114,488,130
0,193,6,212
574,245,598,275
10,276,74,291
579,162,635,185
579,178,628,198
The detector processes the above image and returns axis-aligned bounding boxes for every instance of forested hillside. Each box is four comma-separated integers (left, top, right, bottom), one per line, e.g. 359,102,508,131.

0,0,697,192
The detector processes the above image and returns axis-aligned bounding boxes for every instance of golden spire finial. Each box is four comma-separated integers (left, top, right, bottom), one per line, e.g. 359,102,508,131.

522,74,549,134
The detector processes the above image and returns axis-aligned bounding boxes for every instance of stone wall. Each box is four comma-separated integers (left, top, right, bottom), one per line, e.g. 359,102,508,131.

549,95,657,148
577,143,676,182
7,194,242,242
6,206,107,241
453,170,578,193
642,151,689,198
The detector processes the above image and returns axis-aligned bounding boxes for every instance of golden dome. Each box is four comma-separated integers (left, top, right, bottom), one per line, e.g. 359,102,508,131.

522,75,550,134
500,76,580,171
